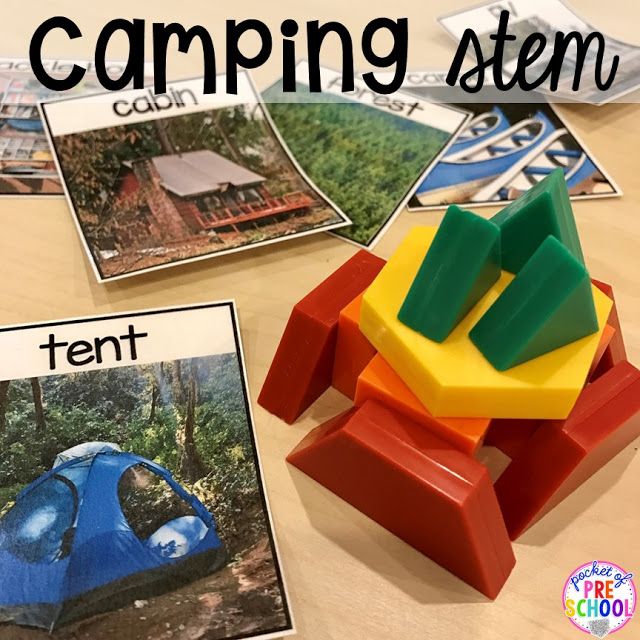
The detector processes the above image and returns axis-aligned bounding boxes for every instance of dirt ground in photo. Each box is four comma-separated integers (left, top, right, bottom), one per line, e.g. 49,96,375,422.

0,536,287,640
99,207,340,278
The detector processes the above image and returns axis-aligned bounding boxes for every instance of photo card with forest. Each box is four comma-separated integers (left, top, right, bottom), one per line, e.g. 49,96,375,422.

40,72,350,281
395,73,621,210
0,57,153,197
262,60,470,248
0,301,293,640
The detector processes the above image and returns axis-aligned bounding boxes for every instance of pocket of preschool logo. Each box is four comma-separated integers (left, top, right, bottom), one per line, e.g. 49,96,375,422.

563,561,636,636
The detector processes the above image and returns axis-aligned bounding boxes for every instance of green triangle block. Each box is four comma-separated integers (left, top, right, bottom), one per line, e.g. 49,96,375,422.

398,205,501,343
491,168,585,273
469,235,599,371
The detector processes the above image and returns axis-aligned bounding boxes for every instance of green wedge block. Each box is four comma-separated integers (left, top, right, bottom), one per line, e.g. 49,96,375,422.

491,168,584,273
398,205,501,343
469,235,598,371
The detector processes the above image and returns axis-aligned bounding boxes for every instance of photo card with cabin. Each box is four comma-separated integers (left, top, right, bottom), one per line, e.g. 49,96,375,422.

0,57,153,197
40,73,350,281
0,301,293,640
262,60,470,248
393,73,621,210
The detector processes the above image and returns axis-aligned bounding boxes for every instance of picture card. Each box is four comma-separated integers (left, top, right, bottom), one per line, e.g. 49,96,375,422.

0,301,294,640
438,0,640,105
400,73,621,209
262,60,469,248
0,57,153,197
40,72,350,281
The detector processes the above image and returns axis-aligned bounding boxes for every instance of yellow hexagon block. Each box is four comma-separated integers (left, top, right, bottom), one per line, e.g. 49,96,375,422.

360,227,612,419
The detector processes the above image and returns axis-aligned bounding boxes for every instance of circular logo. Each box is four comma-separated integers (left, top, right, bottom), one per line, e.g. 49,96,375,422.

563,561,636,636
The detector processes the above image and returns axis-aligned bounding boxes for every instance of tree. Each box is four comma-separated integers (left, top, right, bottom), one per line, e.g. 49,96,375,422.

139,363,160,425
164,360,205,483
209,110,242,164
172,360,186,406
30,378,46,433
0,380,9,433
178,361,205,483
148,379,159,425
153,120,176,155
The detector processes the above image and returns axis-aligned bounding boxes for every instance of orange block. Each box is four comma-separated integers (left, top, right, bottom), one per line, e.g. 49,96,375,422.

332,294,377,399
355,354,490,456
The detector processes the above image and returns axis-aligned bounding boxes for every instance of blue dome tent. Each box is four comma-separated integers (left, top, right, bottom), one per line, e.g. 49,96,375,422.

0,449,227,631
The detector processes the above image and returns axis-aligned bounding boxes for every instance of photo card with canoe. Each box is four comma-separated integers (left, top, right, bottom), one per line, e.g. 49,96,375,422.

40,72,351,282
262,60,470,248
396,73,621,210
0,301,294,640
0,57,153,197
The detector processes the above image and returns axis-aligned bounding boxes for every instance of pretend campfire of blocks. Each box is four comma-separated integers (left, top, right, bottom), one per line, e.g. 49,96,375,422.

258,168,639,600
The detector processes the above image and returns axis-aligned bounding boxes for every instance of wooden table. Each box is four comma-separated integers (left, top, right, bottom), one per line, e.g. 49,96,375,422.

1,1,639,637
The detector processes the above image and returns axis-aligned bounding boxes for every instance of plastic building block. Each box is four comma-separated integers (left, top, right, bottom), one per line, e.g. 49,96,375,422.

592,334,626,382
259,250,385,423
359,226,612,419
287,400,515,598
484,419,541,459
494,361,640,540
470,236,599,371
590,279,628,380
332,294,377,400
355,354,489,455
483,329,618,460
398,205,501,342
490,167,584,273
588,324,615,379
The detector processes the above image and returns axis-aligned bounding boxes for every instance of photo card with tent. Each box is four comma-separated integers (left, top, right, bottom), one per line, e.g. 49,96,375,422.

262,60,470,248
394,73,621,210
0,57,153,197
39,72,351,282
0,301,294,640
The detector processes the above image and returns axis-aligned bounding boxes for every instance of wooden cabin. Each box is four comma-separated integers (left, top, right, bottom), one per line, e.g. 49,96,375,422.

111,150,319,247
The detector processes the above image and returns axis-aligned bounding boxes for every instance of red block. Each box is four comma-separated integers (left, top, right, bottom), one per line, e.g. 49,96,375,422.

287,400,516,598
258,250,385,423
332,294,377,399
484,419,541,460
588,324,615,379
494,361,640,540
590,279,628,380
485,325,616,461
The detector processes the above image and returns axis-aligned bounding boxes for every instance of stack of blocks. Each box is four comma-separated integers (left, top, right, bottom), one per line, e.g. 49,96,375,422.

258,169,640,599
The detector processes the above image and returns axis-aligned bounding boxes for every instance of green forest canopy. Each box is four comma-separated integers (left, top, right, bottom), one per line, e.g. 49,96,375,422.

264,81,451,245
0,354,266,555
